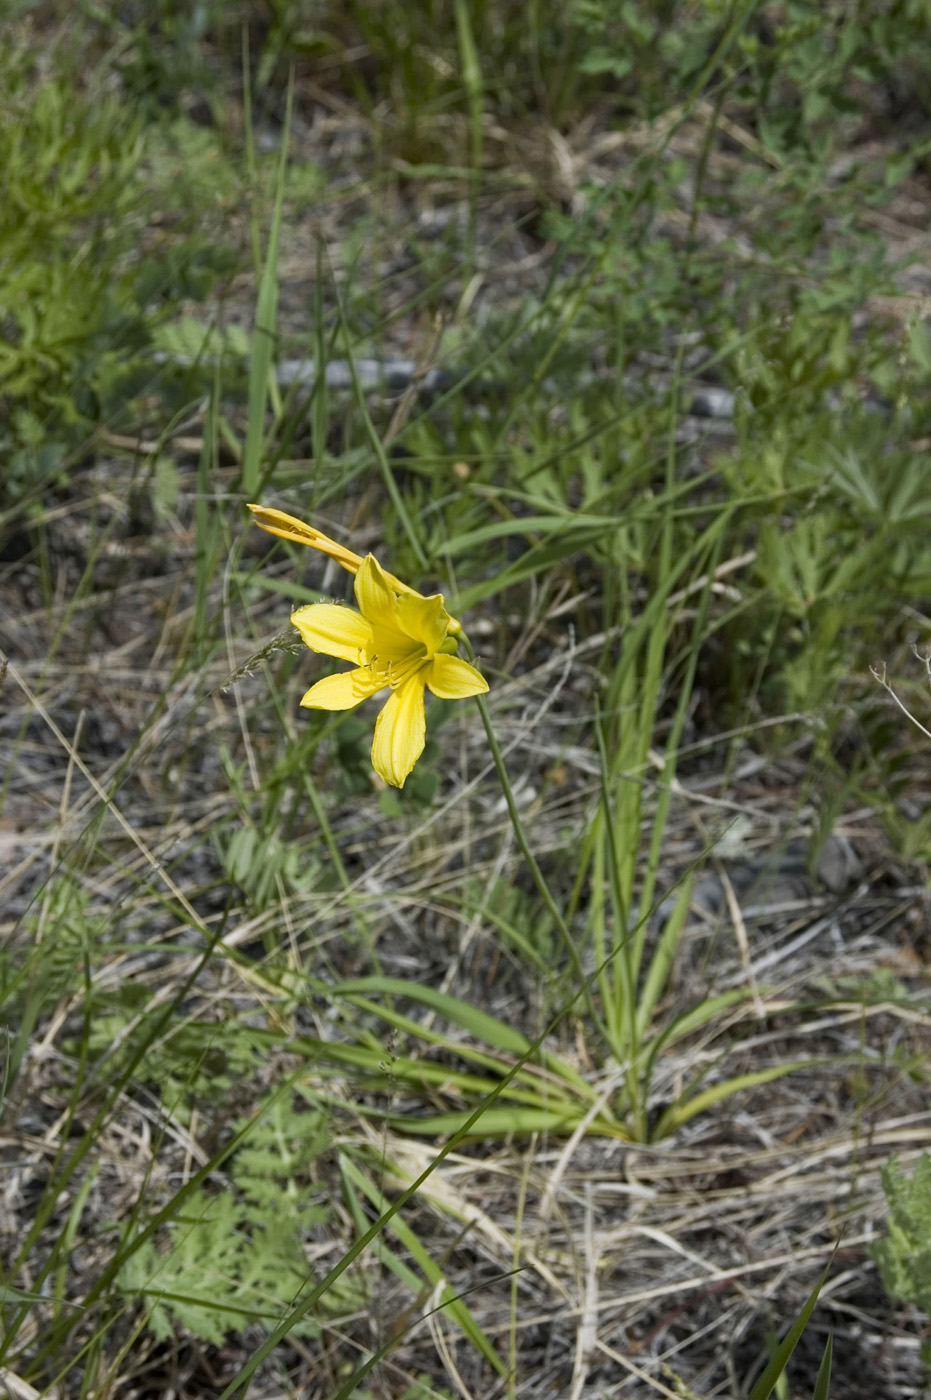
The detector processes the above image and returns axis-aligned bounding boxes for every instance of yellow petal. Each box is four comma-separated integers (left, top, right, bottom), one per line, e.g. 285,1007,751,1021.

354,555,406,632
300,668,385,710
395,589,450,653
371,674,427,788
248,504,365,572
426,653,488,699
290,604,374,662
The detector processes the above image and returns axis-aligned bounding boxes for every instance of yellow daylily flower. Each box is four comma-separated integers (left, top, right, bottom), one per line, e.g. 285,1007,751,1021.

248,504,486,788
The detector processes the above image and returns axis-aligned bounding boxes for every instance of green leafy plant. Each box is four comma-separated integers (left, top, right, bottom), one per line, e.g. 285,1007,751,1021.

0,41,146,491
0,31,239,504
873,1155,931,1371
119,1092,338,1345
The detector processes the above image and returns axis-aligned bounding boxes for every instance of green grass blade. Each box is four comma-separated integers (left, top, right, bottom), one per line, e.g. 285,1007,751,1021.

454,0,482,281
381,1106,624,1138
336,331,428,571
341,1154,506,1374
812,1333,833,1400
241,72,293,495
334,985,602,1103
653,1061,812,1139
746,1258,833,1400
635,873,693,1040
333,976,532,1053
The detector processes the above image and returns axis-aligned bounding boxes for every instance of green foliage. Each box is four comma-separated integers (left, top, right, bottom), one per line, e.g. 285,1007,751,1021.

1,876,107,1101
722,424,931,716
0,40,145,492
85,997,259,1128
216,825,324,908
20,876,107,1004
0,32,239,504
570,0,931,144
873,1155,931,1369
463,874,556,974
151,317,251,369
120,1092,338,1345
572,0,699,99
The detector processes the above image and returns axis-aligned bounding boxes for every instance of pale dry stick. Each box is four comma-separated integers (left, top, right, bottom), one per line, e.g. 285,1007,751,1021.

1,654,212,938
457,270,484,321
693,97,783,166
568,1183,599,1400
721,997,931,1051
917,640,931,684
718,865,765,1019
427,1285,475,1400
668,710,811,761
0,1366,63,1400
536,1067,631,1229
615,1115,931,1204
593,1339,697,1400
644,744,779,816
578,1234,877,1316
747,910,844,980
651,1297,745,1374
101,430,206,457
758,1122,931,1189
0,849,45,905
616,1224,736,1282
871,661,931,740
32,709,85,949
665,547,756,608
383,1135,566,1297
362,869,423,936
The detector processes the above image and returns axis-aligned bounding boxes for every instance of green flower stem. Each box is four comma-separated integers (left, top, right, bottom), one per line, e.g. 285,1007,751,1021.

461,637,609,1044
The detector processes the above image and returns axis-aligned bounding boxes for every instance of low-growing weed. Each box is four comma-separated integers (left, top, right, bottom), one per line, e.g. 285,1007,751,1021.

874,1155,931,1375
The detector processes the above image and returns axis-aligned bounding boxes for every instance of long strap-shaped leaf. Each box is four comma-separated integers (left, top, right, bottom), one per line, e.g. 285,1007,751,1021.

747,1254,835,1400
